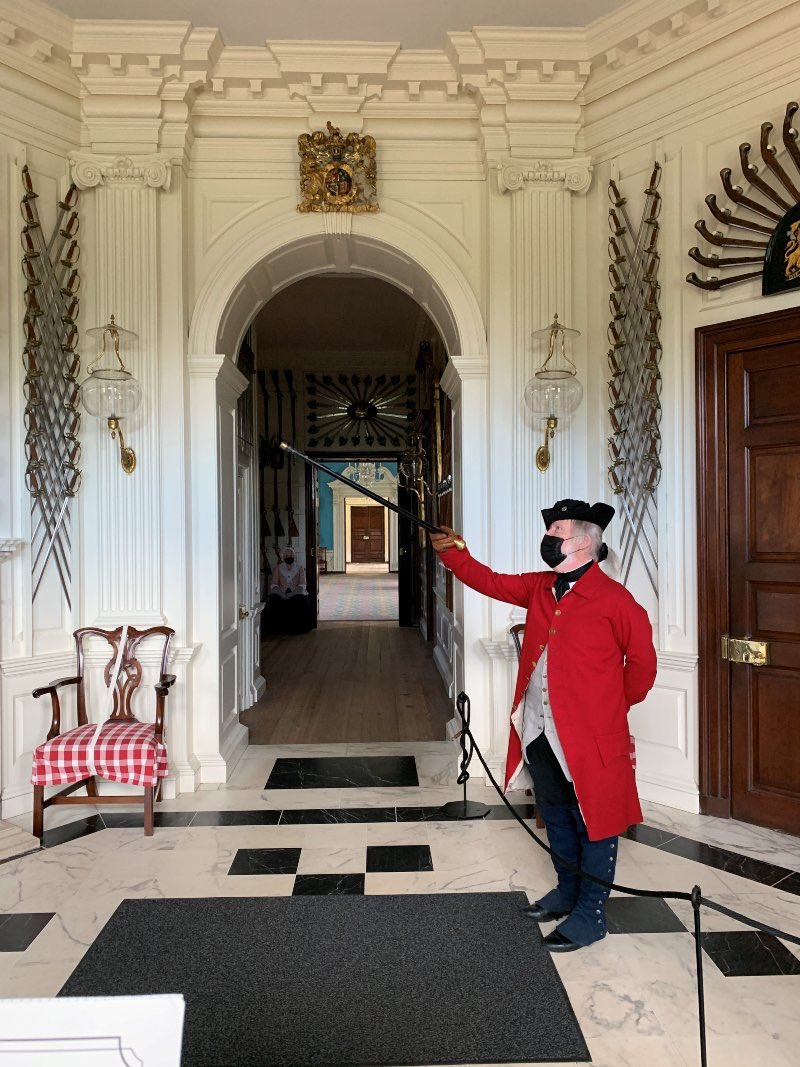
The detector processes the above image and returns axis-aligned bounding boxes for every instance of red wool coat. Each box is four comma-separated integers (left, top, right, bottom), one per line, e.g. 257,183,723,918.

440,547,658,840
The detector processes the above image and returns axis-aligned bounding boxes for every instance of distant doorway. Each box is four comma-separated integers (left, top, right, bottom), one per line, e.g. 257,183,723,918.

351,505,386,563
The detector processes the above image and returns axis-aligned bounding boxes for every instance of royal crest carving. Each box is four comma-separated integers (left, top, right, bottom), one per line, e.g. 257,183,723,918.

297,122,378,214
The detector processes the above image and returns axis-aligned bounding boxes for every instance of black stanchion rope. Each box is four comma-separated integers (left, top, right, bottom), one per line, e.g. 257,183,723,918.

452,692,800,1067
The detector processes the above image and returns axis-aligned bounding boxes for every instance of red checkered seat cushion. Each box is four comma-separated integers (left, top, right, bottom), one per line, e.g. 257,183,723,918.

31,721,168,788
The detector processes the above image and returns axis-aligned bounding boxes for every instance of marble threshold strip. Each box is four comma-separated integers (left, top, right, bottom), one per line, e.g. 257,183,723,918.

22,805,800,896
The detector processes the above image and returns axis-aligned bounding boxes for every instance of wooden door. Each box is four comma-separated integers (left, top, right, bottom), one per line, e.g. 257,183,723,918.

351,506,385,563
697,307,800,834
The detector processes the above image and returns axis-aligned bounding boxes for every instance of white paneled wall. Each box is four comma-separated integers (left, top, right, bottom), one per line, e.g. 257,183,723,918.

1,0,799,818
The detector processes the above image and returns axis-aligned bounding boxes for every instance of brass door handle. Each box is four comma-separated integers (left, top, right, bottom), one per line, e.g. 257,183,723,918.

721,635,769,665
363,535,369,539
239,606,250,620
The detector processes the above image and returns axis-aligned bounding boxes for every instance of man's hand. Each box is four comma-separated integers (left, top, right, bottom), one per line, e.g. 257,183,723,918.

429,525,465,553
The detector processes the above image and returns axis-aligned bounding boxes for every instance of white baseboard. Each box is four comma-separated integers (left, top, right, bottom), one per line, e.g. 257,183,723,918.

638,776,701,814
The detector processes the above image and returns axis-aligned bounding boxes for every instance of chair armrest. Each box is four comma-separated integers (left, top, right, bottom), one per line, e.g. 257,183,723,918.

32,676,81,699
155,673,176,695
153,675,176,740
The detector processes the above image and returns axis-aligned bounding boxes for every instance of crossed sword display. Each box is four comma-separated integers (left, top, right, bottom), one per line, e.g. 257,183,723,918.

20,166,81,606
606,164,662,593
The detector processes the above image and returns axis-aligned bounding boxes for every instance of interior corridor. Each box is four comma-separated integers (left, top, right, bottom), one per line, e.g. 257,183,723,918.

241,623,453,745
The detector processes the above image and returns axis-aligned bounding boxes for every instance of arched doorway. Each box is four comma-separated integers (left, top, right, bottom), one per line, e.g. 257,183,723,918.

186,213,488,781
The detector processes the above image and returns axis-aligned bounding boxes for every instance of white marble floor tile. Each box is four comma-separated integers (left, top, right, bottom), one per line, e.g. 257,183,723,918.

618,932,768,1040
580,1033,690,1067
563,975,666,1039
364,822,432,846
668,816,800,870
365,866,509,894
671,1031,798,1067
296,845,365,874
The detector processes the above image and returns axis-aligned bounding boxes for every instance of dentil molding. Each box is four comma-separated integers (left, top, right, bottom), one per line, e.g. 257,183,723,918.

497,157,592,195
69,152,174,191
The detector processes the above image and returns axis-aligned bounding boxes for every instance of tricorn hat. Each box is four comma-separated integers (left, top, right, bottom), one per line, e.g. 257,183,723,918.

541,498,615,530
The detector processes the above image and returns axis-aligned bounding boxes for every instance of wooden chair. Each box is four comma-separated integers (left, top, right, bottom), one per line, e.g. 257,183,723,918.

31,625,175,841
510,623,545,829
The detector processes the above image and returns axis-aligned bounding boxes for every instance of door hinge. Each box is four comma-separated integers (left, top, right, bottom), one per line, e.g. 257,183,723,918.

721,635,770,665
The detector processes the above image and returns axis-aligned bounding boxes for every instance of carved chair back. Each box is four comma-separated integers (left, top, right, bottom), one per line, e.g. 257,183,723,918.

74,625,174,727
510,623,525,661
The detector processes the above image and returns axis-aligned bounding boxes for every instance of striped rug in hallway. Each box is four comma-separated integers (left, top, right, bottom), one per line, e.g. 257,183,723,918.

318,572,398,621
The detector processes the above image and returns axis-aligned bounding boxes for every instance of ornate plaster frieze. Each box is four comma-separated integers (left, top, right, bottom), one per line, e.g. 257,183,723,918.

0,1,78,98
69,153,174,191
583,0,792,104
497,157,592,196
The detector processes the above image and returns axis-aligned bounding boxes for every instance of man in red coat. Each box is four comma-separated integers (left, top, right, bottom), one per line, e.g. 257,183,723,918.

431,499,657,951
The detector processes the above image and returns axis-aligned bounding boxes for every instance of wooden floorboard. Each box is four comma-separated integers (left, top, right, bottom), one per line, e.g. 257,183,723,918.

241,622,453,744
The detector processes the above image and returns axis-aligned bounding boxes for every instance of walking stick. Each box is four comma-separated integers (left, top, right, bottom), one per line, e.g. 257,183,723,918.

273,438,465,546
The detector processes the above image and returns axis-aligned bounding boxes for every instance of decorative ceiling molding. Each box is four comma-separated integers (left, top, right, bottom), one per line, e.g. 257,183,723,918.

1,0,794,170
582,0,797,104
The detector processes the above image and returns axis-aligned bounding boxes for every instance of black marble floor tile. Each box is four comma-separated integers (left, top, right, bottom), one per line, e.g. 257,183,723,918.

606,896,687,934
227,848,302,876
42,815,105,848
292,874,365,896
773,870,800,897
659,835,795,888
623,824,679,848
265,756,419,789
192,810,282,826
395,806,448,822
484,804,537,821
366,844,433,873
101,811,196,828
278,807,397,825
0,913,54,952
700,930,800,977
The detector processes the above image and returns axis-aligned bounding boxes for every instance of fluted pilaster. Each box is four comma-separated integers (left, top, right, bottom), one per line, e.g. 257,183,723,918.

71,152,174,624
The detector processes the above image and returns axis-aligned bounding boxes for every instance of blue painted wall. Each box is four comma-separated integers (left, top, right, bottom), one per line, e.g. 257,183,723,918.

318,462,397,547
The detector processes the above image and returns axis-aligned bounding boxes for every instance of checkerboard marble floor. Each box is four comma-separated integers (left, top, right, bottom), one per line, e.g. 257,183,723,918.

3,741,800,1067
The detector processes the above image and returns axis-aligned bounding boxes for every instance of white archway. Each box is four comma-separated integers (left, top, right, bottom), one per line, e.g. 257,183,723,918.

189,211,487,364
185,211,490,783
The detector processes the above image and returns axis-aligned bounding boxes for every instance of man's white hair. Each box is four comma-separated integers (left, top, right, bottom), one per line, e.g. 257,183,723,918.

571,519,603,561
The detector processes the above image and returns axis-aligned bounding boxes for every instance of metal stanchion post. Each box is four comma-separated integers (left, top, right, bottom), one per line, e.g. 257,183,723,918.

692,885,708,1067
441,692,491,820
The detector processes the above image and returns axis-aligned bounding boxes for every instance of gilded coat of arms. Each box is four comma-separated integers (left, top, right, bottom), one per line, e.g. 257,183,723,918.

297,122,378,214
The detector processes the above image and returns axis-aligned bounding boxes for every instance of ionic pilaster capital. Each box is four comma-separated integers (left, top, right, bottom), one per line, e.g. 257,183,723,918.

69,152,174,191
497,156,592,196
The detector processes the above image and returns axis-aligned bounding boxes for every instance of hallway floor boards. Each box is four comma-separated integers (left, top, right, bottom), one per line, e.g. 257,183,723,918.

241,622,452,744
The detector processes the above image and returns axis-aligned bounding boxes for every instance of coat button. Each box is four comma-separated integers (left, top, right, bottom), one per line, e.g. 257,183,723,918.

554,609,562,616
549,628,556,634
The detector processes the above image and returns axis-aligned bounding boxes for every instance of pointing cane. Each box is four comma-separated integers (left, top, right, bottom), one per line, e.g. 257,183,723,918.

272,438,466,549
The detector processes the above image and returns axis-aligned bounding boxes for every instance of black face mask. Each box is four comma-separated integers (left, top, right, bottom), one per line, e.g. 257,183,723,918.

540,534,573,569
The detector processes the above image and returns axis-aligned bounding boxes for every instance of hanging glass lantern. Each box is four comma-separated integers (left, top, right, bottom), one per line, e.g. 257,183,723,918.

523,313,583,472
80,315,141,474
